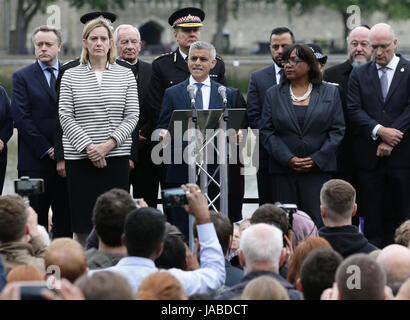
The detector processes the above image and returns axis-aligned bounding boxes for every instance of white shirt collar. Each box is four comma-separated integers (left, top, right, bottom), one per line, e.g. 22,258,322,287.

376,54,399,71
273,62,283,75
189,75,211,87
179,49,188,61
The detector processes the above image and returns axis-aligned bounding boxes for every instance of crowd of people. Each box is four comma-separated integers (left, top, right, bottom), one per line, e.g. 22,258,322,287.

0,6,409,300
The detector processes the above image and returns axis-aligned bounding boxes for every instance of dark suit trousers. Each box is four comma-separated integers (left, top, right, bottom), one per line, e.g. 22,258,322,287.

19,170,72,238
0,154,6,195
129,141,160,208
357,161,410,248
274,172,333,228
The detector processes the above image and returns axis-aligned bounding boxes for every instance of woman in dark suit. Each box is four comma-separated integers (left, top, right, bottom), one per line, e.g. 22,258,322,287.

260,44,345,227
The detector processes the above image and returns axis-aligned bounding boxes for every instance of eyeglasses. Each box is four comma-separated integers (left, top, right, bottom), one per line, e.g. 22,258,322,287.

189,56,210,62
271,44,290,51
370,41,393,50
350,41,370,48
283,58,304,66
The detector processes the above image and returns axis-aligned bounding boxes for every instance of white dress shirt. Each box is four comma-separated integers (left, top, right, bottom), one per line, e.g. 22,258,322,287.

89,223,226,296
274,62,283,85
372,54,400,139
189,75,211,110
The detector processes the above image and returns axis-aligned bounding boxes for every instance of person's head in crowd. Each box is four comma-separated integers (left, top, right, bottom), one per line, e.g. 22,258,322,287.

6,265,44,283
239,218,251,235
194,211,233,258
92,188,136,251
80,17,116,65
241,275,290,300
270,27,295,67
32,25,62,66
239,223,285,274
124,207,166,260
281,43,323,86
287,237,331,286
347,25,372,67
155,234,186,269
250,204,289,245
75,271,134,300
0,195,29,243
298,247,343,300
114,24,142,64
376,244,410,286
395,220,410,248
230,225,240,256
307,43,328,74
169,7,204,55
187,41,217,83
44,238,88,283
336,253,386,300
369,23,397,67
320,179,357,226
136,272,187,300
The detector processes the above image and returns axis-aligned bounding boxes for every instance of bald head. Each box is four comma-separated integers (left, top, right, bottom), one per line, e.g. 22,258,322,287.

376,244,410,284
347,26,371,66
369,23,397,66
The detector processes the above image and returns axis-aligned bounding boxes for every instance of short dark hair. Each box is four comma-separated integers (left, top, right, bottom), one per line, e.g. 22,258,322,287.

281,43,323,86
124,207,166,258
32,25,62,44
300,248,343,300
193,211,233,256
251,204,289,238
270,27,295,43
155,234,186,269
92,188,136,247
320,179,356,222
0,195,27,242
336,253,386,300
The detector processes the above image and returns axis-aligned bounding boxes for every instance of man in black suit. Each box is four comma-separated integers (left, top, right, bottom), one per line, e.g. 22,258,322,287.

114,24,155,207
11,26,71,237
247,27,294,205
324,26,371,183
347,23,410,247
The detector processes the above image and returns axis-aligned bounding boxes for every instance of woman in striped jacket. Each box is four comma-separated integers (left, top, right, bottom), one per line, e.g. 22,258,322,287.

59,17,139,246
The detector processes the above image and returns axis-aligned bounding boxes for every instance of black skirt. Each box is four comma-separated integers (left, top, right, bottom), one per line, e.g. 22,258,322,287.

66,156,129,233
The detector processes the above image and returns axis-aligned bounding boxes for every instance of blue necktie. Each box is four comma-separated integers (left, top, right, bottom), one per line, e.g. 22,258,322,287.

278,68,284,83
380,67,389,101
195,83,203,109
46,67,57,91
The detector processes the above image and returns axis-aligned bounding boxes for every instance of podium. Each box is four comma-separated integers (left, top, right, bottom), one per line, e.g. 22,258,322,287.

168,107,246,250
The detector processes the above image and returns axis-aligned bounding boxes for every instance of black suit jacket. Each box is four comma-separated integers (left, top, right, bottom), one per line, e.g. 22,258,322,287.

261,82,345,174
247,64,278,169
11,61,62,172
347,55,410,169
324,60,352,103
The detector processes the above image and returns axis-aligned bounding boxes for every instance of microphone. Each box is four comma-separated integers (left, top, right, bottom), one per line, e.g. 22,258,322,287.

218,85,228,106
187,84,196,108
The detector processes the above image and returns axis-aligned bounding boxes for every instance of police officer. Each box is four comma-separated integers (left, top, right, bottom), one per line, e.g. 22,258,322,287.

148,7,227,126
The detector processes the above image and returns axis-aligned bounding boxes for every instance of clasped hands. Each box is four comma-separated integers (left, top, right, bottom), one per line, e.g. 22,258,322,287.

288,156,315,172
376,126,404,157
86,139,117,168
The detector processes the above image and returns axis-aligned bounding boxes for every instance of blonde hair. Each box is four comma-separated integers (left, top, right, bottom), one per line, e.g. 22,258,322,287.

136,272,187,300
80,18,117,64
242,276,290,300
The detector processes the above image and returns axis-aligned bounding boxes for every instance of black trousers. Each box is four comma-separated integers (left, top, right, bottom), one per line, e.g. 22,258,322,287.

357,162,410,248
257,166,275,206
273,172,333,229
129,142,160,208
66,157,129,234
19,169,72,238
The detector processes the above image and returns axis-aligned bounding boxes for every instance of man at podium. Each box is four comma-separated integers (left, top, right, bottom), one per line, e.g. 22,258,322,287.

157,41,235,238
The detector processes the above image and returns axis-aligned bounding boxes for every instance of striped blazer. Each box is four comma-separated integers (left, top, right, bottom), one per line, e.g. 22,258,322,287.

59,62,139,160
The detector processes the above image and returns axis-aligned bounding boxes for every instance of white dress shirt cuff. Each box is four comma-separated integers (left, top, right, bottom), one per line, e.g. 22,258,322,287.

372,124,382,140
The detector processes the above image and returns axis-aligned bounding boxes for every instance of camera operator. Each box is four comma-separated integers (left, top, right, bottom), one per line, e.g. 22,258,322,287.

88,183,225,296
